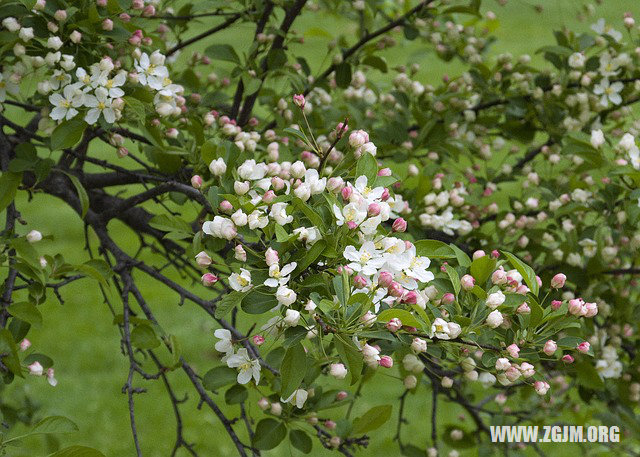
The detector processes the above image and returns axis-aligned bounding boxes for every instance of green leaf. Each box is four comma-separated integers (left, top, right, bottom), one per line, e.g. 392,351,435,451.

352,405,392,434
280,343,307,398
470,256,496,285
0,171,22,213
61,171,90,218
0,329,23,377
282,127,308,144
335,62,352,88
334,335,362,385
203,366,238,391
48,446,106,457
148,214,192,234
31,416,79,434
253,418,287,450
294,240,327,275
575,360,605,391
292,197,326,230
445,264,461,296
376,308,422,329
131,323,160,349
204,44,240,64
450,244,471,267
215,291,246,319
501,251,539,296
225,384,248,404
414,240,456,259
289,429,312,454
362,55,388,73
528,297,543,328
241,289,278,314
356,152,377,182
50,119,87,150
9,302,42,328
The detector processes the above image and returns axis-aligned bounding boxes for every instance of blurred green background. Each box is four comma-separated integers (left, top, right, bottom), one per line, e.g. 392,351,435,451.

4,0,636,455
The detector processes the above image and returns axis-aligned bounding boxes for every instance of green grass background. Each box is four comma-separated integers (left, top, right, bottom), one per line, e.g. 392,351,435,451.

4,0,636,455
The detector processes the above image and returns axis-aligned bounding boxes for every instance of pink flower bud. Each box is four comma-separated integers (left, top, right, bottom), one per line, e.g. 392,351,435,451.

258,397,270,410
346,220,358,230
491,250,500,258
379,355,393,368
386,318,402,332
271,176,285,191
253,335,265,346
97,0,107,5
28,361,44,376
219,200,233,213
142,4,155,16
262,190,276,203
102,18,113,31
353,275,368,289
472,250,486,260
576,342,590,353
551,300,562,310
543,340,557,356
492,269,507,284
324,420,336,430
191,175,203,189
378,271,393,288
341,186,352,201
506,344,520,358
568,298,584,316
265,248,279,266
19,338,31,351
381,188,390,201
562,354,574,364
516,303,530,314
119,12,131,21
442,293,455,304
402,290,418,304
166,128,178,138
293,94,305,108
54,9,67,21
201,273,218,287
583,302,598,317
195,251,212,267
551,273,566,288
460,274,475,291
392,217,407,232
377,168,392,177
335,391,348,400
367,202,381,217
534,381,550,395
388,281,404,297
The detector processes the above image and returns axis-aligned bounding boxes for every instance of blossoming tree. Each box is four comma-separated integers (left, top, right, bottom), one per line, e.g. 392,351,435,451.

0,0,639,456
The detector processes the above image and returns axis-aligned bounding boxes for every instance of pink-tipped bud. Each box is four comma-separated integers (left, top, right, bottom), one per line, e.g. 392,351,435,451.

379,355,393,368
293,94,305,108
461,274,475,291
253,335,265,346
346,221,357,230
265,248,279,266
367,202,381,217
551,273,566,288
381,188,390,201
117,147,129,158
568,298,584,316
341,186,352,201
562,354,574,364
472,250,486,260
195,251,212,267
543,340,557,356
271,176,285,191
377,168,392,177
258,397,270,410
388,281,404,298
402,290,418,304
219,200,233,213
534,381,550,395
191,175,203,189
506,344,520,358
201,273,218,287
54,9,67,21
262,190,276,203
392,217,407,232
353,275,368,289
491,250,500,258
386,318,403,332
576,342,590,354
102,18,113,31
19,338,31,351
28,361,44,376
335,391,348,400
324,420,336,430
378,271,393,288
551,300,562,310
516,303,530,314
142,4,155,16
442,293,455,304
